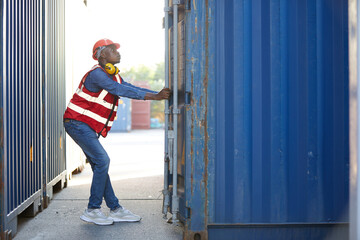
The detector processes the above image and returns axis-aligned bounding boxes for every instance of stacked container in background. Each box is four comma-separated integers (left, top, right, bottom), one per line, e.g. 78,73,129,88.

111,97,132,132
131,81,151,129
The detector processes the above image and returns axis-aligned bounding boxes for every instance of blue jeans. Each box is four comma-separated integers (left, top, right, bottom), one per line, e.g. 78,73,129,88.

64,119,121,210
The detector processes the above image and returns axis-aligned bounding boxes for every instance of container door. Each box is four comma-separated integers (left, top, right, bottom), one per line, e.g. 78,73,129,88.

165,0,188,222
170,19,187,220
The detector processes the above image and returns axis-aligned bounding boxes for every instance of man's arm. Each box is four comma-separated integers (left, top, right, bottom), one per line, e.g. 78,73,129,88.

86,68,171,100
121,80,158,94
87,69,147,99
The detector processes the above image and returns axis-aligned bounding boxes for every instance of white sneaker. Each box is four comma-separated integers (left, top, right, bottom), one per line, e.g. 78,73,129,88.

80,209,114,225
109,207,142,222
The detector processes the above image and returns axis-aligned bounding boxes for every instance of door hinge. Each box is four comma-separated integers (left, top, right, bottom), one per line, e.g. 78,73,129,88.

185,0,191,10
168,130,175,139
186,207,191,218
173,0,183,5
185,91,192,105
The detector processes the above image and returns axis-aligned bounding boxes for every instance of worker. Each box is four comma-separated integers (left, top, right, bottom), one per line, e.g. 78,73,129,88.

63,39,171,225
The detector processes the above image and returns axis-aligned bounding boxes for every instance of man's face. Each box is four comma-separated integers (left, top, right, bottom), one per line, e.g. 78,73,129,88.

102,45,121,64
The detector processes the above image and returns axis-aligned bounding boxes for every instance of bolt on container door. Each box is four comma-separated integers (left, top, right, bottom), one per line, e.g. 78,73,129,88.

1,0,44,237
44,0,66,202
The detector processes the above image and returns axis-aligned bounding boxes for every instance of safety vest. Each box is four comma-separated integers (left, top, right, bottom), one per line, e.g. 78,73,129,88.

63,65,122,137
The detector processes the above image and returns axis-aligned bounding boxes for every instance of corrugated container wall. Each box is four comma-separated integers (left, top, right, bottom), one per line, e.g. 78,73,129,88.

166,0,350,239
44,0,66,203
0,0,66,238
1,1,44,237
214,0,349,223
213,0,349,226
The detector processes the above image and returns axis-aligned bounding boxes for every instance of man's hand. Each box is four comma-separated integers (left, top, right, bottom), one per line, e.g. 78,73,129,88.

144,88,171,100
157,88,172,100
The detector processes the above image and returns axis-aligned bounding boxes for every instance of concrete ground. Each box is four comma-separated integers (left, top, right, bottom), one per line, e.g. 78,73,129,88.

14,129,183,240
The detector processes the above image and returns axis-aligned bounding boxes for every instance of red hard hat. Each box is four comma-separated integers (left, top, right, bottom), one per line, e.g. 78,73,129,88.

92,38,120,60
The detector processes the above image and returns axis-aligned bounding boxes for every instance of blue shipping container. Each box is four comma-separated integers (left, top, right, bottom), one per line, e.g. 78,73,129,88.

44,0,66,204
111,97,132,132
164,0,349,239
0,0,66,237
1,1,44,237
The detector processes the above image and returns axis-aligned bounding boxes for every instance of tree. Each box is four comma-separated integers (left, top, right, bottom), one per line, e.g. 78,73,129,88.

121,63,166,123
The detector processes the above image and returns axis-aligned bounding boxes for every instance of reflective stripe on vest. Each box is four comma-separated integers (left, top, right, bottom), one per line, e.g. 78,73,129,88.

66,102,115,127
63,65,121,137
75,88,118,110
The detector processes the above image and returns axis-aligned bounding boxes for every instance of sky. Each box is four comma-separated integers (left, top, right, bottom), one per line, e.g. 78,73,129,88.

86,0,165,70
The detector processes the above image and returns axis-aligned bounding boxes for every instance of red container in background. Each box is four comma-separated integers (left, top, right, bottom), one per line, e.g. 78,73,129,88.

131,81,151,129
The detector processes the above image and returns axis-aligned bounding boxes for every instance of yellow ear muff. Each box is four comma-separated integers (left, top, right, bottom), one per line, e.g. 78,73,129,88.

105,63,119,75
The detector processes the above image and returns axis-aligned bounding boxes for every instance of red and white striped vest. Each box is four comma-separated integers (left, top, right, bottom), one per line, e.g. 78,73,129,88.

63,65,122,137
